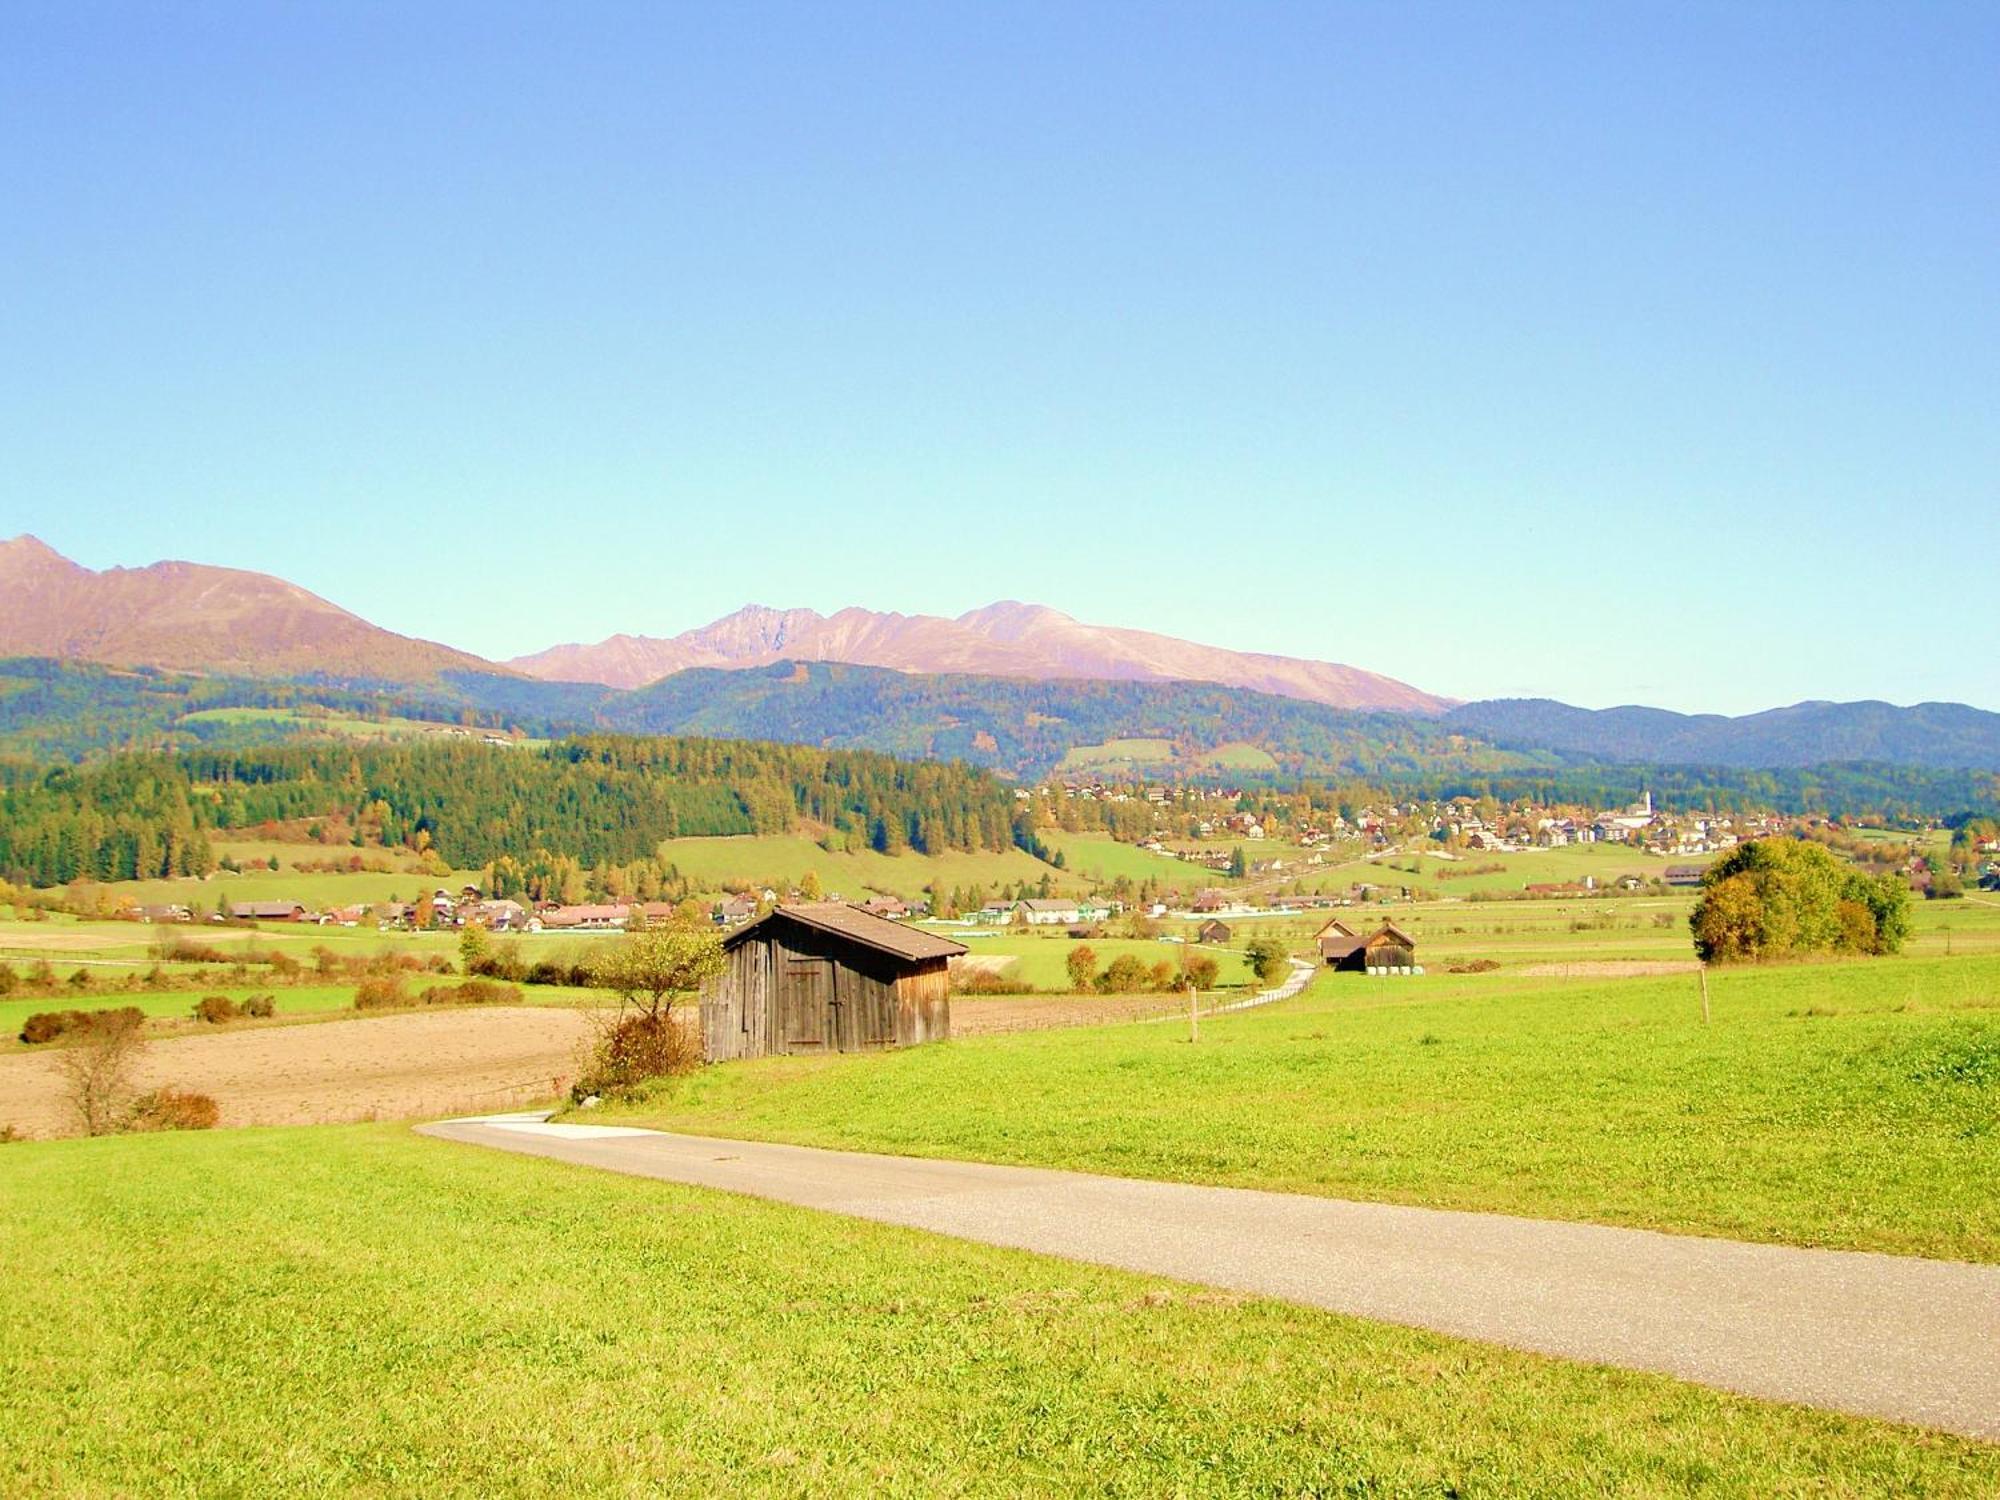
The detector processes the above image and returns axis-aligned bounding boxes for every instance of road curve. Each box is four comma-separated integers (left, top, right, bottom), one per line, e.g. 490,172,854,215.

418,1114,2000,1442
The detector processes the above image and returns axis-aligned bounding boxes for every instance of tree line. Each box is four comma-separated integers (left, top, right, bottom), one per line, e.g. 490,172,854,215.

0,734,1019,888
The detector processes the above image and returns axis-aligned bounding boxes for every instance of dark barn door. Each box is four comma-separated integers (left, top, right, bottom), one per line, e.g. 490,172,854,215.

780,956,833,1050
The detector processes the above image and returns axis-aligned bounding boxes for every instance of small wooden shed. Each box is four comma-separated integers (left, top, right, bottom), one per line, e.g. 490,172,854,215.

1196,919,1233,945
700,902,966,1062
1317,919,1417,973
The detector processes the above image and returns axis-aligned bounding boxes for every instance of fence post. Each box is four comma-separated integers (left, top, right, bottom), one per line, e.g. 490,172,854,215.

1699,963,1710,1026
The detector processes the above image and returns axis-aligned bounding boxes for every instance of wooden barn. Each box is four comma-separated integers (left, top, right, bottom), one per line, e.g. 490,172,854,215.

1195,919,1233,945
1316,917,1418,973
700,903,966,1062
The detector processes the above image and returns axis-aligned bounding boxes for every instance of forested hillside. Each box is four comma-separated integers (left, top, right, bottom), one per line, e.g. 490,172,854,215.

1449,698,2000,771
0,735,1018,888
2,660,1995,827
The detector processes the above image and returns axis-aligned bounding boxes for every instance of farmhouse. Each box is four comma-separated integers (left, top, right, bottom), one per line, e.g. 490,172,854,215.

230,900,309,922
1664,864,1708,887
1014,898,1081,926
701,903,965,1062
1316,916,1418,973
1196,919,1232,945
539,903,630,930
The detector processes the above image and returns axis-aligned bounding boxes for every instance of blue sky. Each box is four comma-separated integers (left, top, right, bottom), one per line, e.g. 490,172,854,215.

3,2,1994,713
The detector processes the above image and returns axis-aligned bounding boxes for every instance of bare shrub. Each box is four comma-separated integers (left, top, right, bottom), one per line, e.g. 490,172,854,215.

55,1010,150,1136
128,1087,220,1132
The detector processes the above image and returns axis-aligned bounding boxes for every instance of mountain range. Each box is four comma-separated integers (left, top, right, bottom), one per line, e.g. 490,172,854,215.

0,535,493,682
2,536,1994,783
1,535,1438,709
506,602,1448,712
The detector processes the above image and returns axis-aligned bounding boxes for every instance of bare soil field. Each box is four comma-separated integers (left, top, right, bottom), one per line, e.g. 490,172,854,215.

1516,959,1704,978
0,1007,596,1139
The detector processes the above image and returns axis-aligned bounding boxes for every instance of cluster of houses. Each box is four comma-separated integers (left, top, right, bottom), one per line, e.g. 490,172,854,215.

125,886,913,933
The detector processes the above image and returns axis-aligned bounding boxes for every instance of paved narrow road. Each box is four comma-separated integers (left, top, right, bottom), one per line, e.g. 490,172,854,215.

418,1114,2000,1441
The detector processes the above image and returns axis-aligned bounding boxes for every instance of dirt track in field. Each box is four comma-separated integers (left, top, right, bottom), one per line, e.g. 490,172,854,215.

0,1007,597,1140
950,992,1208,1034
1515,960,1704,978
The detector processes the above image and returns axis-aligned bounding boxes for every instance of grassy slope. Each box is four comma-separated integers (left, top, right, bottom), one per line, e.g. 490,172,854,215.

2,1127,1992,1496
606,954,2000,1263
654,834,1065,899
1039,831,1195,886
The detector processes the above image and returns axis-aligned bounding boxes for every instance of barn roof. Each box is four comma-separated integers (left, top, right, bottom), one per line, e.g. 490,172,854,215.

724,902,968,963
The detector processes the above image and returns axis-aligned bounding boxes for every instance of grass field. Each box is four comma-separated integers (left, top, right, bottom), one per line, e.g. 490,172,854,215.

3,1126,1992,1496
604,951,2000,1263
654,834,1066,900
955,931,1257,990
1039,831,1196,886
1298,842,1710,897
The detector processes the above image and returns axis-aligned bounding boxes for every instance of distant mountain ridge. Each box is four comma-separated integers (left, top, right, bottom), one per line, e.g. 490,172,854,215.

6,657,1993,819
508,600,1448,712
1446,698,2000,771
0,535,499,683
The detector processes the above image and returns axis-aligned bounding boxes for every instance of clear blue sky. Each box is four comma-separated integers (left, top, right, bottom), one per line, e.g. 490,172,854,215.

3,2,1994,713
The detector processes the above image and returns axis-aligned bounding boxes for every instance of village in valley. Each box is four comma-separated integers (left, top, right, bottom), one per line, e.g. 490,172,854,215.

7,5,1999,1496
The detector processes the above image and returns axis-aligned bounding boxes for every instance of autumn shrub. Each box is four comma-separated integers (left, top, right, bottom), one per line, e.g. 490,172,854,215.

20,1011,79,1045
193,995,241,1024
239,993,276,1018
1095,955,1152,994
950,967,1035,996
20,1007,145,1045
526,957,593,987
128,1088,220,1132
1690,838,1911,963
0,962,16,997
573,1013,700,1100
1184,954,1220,989
353,975,413,1010
417,979,522,1007
149,936,230,964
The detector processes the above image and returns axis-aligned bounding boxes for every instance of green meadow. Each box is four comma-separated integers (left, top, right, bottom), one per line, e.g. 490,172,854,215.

954,930,1257,989
2,1125,1992,1497
605,952,2000,1263
649,833,1066,899
1038,831,1193,886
